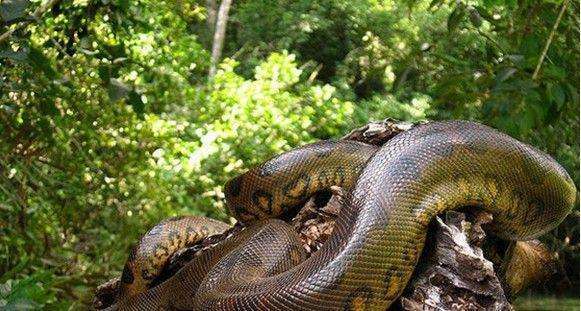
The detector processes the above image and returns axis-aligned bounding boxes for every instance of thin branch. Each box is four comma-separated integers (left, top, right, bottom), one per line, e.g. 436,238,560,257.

1,15,35,27
308,64,323,84
230,41,251,60
36,157,67,172
532,0,570,80
0,24,23,44
50,37,69,55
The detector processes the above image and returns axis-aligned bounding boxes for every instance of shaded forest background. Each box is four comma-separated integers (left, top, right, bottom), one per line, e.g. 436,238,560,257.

0,0,579,308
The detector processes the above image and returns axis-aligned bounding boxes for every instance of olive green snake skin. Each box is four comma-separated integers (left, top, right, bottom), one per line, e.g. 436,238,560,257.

109,120,576,310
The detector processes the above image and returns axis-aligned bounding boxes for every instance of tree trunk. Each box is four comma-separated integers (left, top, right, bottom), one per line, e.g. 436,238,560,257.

206,0,217,48
397,211,512,310
208,0,233,78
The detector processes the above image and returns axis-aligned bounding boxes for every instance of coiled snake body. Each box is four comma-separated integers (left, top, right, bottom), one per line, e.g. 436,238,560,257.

112,121,576,310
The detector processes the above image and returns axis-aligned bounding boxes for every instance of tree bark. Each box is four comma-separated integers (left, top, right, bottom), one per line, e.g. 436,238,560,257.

397,211,512,310
208,0,233,78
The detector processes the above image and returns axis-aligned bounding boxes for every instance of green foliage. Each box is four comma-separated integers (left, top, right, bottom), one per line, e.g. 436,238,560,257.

1,271,56,310
0,0,578,308
513,294,580,311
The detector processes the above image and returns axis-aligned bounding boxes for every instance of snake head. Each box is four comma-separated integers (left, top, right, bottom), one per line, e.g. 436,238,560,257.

224,175,263,222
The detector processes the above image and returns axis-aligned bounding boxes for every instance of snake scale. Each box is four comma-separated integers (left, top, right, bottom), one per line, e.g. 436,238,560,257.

109,120,576,310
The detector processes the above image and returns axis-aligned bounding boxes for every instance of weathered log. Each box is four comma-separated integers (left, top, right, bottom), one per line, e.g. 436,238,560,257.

397,211,512,311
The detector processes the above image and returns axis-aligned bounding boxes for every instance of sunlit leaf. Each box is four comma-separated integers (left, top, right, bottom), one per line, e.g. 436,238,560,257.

428,0,445,9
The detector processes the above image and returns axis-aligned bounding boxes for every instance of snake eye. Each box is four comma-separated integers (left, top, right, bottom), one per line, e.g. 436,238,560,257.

121,264,135,284
225,176,243,198
232,205,246,217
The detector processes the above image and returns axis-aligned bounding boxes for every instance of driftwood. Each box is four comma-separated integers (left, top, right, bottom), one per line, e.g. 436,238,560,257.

95,119,560,310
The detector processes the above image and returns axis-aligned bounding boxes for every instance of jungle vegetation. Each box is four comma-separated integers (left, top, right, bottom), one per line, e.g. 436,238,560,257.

0,0,579,308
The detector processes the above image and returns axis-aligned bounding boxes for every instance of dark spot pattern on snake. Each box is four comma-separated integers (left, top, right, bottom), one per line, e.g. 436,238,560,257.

333,166,346,186
284,173,311,199
252,189,274,214
342,285,373,311
317,170,333,187
465,139,489,155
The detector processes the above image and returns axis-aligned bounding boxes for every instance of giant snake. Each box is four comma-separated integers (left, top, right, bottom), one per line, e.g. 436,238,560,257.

105,120,577,310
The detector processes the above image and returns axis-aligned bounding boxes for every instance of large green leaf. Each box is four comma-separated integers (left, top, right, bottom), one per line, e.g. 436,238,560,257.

447,3,466,32
0,48,28,61
547,83,566,109
0,0,30,22
27,46,57,79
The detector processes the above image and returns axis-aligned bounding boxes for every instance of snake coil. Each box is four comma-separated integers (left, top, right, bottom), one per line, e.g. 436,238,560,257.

111,120,576,310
